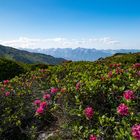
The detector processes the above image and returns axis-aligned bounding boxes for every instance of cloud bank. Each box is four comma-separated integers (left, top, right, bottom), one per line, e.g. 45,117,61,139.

0,37,120,49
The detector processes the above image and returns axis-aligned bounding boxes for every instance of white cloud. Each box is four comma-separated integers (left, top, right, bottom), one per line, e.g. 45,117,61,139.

0,37,120,49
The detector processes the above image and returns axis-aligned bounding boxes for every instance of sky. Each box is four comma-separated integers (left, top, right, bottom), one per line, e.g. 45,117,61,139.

0,0,140,50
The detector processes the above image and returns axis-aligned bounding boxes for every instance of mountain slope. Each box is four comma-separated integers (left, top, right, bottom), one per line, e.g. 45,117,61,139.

0,45,66,65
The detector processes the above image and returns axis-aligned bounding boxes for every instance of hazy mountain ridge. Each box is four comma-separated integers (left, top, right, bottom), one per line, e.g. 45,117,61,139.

0,45,66,65
22,47,140,61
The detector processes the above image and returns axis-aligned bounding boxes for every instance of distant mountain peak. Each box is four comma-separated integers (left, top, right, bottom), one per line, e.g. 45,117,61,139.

22,47,140,61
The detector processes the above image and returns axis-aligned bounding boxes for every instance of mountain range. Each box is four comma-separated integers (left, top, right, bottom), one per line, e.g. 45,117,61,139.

22,47,140,61
0,45,66,65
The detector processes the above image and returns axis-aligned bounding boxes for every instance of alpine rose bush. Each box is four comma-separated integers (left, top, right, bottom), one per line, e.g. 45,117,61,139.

131,124,140,140
0,53,140,139
84,107,94,119
117,103,129,116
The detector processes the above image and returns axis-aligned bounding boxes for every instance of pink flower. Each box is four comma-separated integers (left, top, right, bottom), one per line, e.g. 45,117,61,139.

84,107,94,119
1,87,5,91
89,134,97,140
137,71,140,76
117,103,129,116
34,99,41,106
40,101,47,108
117,64,121,67
108,71,113,78
110,63,121,68
43,94,51,100
5,92,10,96
123,90,135,100
76,82,80,90
110,64,113,68
39,69,46,72
36,107,44,115
3,80,9,85
134,63,140,68
132,124,140,140
51,87,58,94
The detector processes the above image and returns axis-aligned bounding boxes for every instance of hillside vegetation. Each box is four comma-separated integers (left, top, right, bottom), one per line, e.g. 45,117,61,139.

0,53,140,140
0,45,66,65
0,57,50,81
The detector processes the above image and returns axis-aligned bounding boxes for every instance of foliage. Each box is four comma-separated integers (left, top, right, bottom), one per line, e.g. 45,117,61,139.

0,53,140,140
30,63,49,70
0,57,51,81
0,58,29,81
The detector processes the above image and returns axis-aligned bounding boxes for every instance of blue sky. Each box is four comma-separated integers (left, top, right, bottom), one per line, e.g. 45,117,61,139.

0,0,140,49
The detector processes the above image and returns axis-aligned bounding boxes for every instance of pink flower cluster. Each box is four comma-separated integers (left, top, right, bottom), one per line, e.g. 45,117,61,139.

116,68,123,74
39,69,46,73
131,124,140,140
117,90,135,116
84,107,94,119
1,87,5,91
34,99,41,106
5,92,10,96
134,63,140,68
117,103,129,116
108,71,113,78
34,99,47,115
43,94,51,100
3,80,9,85
137,71,140,76
51,87,59,94
76,82,80,90
89,134,97,140
123,90,135,100
33,87,58,115
110,63,121,68
33,91,52,115
40,101,47,108
36,107,44,114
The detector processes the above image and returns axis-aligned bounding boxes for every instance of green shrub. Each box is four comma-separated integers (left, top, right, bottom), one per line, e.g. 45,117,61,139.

0,58,29,81
30,63,49,70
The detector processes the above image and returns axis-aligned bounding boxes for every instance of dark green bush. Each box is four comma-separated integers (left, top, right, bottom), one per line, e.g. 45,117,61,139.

0,58,28,81
30,63,49,70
